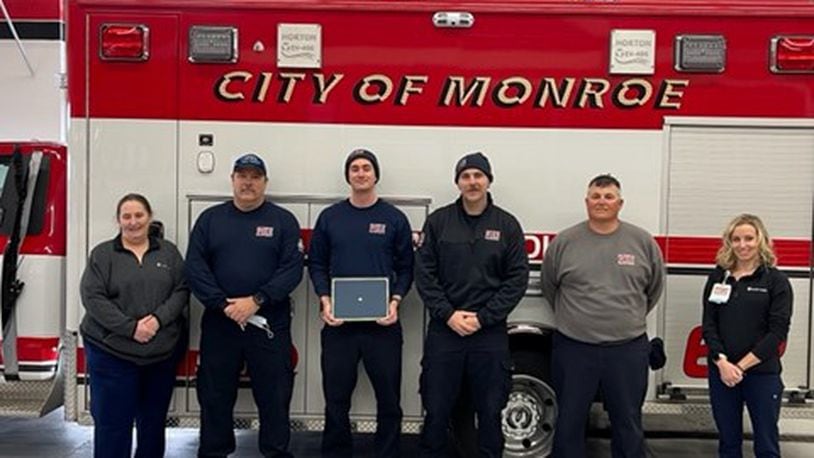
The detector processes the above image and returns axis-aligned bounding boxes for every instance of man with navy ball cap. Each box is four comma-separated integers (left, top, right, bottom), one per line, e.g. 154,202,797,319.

186,152,304,458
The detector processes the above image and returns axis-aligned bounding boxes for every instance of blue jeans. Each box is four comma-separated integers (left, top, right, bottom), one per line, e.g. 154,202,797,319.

85,340,180,458
708,364,783,458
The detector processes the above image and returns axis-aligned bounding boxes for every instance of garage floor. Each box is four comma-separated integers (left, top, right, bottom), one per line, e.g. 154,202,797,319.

2,409,814,457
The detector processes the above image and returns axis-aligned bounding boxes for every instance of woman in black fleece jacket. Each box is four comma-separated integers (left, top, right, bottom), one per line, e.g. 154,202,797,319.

80,193,188,458
702,213,792,458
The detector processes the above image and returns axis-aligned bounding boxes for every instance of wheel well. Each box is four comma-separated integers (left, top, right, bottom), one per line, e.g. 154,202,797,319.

509,331,553,382
509,330,552,356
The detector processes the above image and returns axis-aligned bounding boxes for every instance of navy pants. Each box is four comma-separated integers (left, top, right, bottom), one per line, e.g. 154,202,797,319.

85,340,179,458
321,322,403,458
419,323,512,458
551,332,649,458
708,364,783,458
197,310,294,458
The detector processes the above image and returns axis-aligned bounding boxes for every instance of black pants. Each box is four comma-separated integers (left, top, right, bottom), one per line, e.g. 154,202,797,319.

197,309,294,458
419,323,511,458
708,364,783,458
321,322,403,458
551,332,649,458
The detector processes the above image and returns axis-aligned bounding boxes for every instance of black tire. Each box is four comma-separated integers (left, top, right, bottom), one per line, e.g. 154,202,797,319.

503,350,558,457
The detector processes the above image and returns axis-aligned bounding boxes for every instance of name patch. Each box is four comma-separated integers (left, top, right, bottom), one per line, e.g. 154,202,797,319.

369,223,387,235
256,226,274,237
485,229,501,241
617,253,636,266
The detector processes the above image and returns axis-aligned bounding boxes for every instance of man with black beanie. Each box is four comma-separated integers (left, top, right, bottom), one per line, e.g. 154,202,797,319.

416,152,529,457
309,148,414,458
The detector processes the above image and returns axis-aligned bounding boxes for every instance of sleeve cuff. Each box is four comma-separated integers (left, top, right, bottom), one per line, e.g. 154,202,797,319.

476,310,492,328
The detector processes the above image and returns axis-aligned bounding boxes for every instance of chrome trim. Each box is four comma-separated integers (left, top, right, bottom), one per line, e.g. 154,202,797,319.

770,35,814,74
432,12,474,29
673,34,726,73
98,23,149,62
188,25,239,64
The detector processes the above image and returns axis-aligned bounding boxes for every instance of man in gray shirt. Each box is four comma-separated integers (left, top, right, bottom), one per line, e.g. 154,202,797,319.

542,174,664,458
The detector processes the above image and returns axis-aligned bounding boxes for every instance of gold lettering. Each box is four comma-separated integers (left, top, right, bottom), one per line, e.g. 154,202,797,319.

216,71,252,101
396,75,429,106
535,78,576,108
278,73,306,103
495,77,532,106
357,74,394,103
615,78,653,107
313,73,345,104
658,79,689,109
577,78,610,108
253,72,274,102
440,76,491,107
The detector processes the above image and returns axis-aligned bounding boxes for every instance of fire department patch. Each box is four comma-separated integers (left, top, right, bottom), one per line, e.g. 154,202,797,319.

369,223,387,234
617,253,636,266
256,226,274,237
484,229,501,241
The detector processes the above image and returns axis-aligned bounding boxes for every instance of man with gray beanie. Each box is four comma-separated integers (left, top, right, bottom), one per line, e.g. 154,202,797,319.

416,152,529,457
309,148,414,457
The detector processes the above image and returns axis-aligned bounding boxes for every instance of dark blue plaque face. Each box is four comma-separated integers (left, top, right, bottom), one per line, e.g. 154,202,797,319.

332,278,389,321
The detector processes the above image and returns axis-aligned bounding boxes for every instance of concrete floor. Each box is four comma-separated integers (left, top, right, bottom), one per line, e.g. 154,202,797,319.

2,409,814,457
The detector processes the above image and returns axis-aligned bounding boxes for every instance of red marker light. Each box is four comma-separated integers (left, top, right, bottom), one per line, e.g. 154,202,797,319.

100,24,149,61
771,36,814,73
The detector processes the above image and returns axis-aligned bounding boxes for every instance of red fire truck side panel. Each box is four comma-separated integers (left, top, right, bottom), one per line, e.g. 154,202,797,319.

69,1,814,128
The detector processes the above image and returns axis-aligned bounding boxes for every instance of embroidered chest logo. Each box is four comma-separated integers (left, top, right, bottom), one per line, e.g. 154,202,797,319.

369,223,387,235
747,286,768,293
484,229,501,241
617,253,636,266
156,261,170,270
256,226,274,237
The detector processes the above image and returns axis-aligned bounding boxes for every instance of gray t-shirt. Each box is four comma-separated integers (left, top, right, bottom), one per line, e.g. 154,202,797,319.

541,221,665,343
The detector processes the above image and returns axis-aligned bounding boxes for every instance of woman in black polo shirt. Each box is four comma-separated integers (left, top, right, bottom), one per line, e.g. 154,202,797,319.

702,213,792,458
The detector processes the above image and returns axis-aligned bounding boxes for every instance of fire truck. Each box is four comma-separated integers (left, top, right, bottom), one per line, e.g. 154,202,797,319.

3,1,814,456
0,0,66,417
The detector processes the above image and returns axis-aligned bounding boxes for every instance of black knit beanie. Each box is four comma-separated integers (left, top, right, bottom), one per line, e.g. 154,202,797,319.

454,152,493,183
345,148,380,183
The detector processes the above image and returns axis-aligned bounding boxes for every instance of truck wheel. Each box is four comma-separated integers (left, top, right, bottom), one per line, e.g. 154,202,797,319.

503,350,557,457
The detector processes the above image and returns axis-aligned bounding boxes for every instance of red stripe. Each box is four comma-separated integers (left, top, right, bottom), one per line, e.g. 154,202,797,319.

0,337,59,363
658,236,812,268
4,0,62,20
305,228,812,267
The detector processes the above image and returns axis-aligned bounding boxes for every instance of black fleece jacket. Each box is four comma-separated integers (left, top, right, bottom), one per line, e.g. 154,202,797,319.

416,195,529,329
80,236,189,365
702,265,792,374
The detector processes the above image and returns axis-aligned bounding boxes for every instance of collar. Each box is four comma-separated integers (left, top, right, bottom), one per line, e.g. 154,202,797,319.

721,264,767,281
455,192,494,217
113,234,160,253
